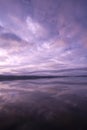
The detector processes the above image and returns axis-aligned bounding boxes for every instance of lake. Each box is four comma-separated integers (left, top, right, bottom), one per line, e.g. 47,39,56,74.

0,68,87,130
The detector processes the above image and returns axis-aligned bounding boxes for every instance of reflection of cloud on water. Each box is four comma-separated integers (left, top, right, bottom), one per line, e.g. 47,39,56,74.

0,72,87,98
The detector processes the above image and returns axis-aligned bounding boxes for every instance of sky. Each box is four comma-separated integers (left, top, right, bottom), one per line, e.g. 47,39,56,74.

0,0,87,74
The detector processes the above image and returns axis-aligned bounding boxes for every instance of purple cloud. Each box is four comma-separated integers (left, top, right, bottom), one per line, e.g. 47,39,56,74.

0,0,87,74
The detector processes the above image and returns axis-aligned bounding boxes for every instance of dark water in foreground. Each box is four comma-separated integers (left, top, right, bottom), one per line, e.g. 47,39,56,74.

0,69,87,130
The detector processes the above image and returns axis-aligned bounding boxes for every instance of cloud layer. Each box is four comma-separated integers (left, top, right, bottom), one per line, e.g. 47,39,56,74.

0,0,87,74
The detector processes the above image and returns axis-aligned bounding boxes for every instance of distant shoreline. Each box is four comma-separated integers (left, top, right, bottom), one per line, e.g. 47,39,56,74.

0,75,58,81
0,74,87,81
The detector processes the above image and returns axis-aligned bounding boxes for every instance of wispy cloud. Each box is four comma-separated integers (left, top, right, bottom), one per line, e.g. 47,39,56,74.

0,0,87,74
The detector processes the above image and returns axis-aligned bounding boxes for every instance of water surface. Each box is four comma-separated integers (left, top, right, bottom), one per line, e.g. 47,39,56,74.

0,68,87,130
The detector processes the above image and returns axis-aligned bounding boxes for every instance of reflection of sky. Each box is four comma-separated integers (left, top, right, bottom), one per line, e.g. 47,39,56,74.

0,0,87,74
0,75,87,105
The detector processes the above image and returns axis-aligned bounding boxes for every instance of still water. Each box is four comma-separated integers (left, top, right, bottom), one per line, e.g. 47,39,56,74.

0,69,87,130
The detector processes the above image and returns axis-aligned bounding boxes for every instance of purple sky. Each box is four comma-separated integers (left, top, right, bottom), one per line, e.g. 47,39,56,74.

0,0,87,74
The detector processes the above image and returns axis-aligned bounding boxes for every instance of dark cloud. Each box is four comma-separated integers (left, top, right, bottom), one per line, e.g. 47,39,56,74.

0,33,22,42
